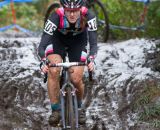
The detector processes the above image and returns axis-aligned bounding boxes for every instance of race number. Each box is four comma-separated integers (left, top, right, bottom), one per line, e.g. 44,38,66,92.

44,20,57,35
87,17,97,31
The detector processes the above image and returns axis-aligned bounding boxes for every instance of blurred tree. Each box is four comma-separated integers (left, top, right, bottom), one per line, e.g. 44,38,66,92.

33,0,50,15
146,1,160,37
0,0,160,39
101,0,160,39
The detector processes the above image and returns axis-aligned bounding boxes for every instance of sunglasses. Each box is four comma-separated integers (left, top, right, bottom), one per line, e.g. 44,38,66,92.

64,8,81,11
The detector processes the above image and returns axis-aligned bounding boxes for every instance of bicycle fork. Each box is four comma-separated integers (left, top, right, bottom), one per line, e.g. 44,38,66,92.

60,83,79,129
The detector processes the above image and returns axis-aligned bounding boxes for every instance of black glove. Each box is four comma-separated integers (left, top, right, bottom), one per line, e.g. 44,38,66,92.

87,55,96,81
87,55,96,64
40,58,49,70
40,58,50,83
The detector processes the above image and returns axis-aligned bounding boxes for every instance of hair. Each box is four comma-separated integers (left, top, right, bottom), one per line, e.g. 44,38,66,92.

80,12,87,30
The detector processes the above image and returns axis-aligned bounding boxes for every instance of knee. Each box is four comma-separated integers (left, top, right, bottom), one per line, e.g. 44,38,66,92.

71,77,82,86
48,68,60,79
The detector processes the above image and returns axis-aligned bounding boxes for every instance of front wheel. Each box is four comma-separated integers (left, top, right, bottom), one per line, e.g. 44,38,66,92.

65,86,75,130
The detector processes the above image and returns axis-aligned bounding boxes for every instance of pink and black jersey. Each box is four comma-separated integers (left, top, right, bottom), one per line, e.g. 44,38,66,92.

38,6,97,60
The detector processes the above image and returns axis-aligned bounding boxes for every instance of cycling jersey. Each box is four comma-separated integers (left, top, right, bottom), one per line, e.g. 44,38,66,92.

38,6,97,60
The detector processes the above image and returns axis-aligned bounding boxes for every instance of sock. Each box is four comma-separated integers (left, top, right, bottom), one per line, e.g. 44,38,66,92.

51,103,60,111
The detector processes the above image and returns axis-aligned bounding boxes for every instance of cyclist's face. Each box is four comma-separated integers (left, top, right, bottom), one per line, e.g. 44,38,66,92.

64,9,80,23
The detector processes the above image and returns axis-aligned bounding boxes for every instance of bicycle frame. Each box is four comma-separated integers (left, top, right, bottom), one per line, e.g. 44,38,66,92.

60,67,78,129
49,62,86,129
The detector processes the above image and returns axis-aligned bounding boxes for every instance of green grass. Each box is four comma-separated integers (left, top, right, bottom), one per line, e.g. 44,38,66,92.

152,119,160,128
133,80,160,128
139,104,160,121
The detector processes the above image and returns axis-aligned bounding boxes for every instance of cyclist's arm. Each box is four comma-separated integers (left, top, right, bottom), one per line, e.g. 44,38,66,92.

86,10,98,56
38,13,59,59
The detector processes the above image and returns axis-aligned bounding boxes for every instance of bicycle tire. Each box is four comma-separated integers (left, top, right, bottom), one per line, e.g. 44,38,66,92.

44,2,60,25
65,86,75,130
88,0,109,42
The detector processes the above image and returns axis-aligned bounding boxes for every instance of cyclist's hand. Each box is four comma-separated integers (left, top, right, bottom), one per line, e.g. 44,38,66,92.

87,55,95,71
40,58,49,73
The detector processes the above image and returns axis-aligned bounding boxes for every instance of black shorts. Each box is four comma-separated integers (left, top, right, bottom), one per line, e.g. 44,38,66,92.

45,31,88,62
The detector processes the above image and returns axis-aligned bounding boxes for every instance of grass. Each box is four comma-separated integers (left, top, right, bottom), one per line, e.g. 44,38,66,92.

133,80,160,128
152,119,160,128
139,104,160,121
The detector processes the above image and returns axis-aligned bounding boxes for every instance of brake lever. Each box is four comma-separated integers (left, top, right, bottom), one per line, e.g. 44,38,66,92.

88,70,93,82
43,58,50,83
43,73,48,83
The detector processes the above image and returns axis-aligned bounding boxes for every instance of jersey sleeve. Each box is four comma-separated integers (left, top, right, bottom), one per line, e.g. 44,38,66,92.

38,13,59,59
86,10,98,56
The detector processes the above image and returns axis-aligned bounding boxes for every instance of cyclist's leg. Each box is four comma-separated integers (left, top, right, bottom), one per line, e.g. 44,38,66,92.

70,66,85,106
47,54,62,126
45,36,65,126
47,54,62,105
69,66,87,125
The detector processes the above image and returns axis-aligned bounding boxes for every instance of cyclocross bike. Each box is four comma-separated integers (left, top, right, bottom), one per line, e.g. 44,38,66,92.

47,52,92,130
44,0,109,43
110,0,149,31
